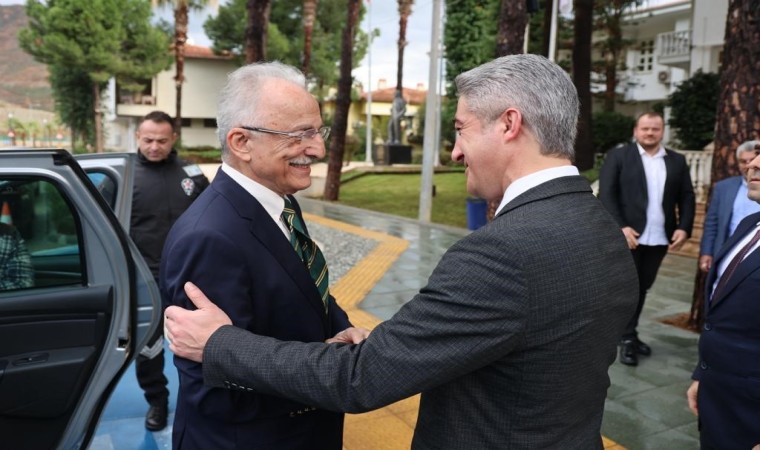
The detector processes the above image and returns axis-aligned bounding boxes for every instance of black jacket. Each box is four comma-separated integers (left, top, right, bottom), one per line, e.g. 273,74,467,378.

130,150,209,277
598,142,695,240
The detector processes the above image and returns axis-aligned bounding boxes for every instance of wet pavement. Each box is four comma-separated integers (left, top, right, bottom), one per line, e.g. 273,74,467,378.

91,196,701,449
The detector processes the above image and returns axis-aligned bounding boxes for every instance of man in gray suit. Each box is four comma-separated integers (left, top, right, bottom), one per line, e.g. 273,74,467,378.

164,54,638,449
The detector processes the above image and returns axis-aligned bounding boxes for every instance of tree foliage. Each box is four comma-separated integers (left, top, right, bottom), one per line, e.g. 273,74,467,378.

592,110,634,154
592,0,641,112
203,0,368,98
667,70,719,150
19,0,171,151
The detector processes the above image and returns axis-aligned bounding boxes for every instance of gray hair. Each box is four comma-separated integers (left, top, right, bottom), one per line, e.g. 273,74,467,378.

737,140,760,158
216,61,306,161
454,54,579,159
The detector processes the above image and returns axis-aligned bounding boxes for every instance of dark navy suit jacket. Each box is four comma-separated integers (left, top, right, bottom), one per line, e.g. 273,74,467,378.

699,175,742,257
160,169,351,449
694,212,760,448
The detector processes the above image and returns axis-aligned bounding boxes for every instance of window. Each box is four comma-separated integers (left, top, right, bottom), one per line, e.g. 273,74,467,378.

181,118,192,128
0,177,84,292
203,118,217,128
636,40,654,72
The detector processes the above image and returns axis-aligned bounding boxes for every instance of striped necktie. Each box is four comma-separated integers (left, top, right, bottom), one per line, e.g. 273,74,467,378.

711,226,760,301
281,197,329,311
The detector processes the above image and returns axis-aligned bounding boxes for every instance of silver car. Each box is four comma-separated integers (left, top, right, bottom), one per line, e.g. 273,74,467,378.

0,149,160,449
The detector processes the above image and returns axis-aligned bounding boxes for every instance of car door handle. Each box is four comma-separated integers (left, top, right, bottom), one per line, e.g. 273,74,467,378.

12,353,49,366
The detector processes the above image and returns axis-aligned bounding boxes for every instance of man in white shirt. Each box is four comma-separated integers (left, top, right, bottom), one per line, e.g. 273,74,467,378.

599,112,696,366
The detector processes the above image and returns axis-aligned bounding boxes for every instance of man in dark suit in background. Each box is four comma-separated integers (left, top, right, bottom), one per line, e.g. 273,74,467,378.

687,143,760,449
160,62,352,449
165,54,638,449
599,112,695,366
699,140,760,273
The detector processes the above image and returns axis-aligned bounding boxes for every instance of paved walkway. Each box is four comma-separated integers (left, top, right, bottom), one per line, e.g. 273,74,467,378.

92,197,701,449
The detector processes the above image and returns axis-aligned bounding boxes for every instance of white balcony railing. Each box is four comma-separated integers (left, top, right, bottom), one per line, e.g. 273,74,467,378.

657,30,691,66
678,149,712,203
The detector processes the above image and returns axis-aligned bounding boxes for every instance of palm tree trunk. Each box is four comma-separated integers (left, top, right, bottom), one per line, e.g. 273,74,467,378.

245,0,271,63
174,4,189,142
396,1,413,90
323,0,360,201
495,0,528,56
93,82,103,153
303,0,318,76
573,0,594,171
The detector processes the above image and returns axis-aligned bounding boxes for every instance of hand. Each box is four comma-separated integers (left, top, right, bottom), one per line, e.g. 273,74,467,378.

698,255,713,273
686,380,699,416
326,327,371,344
621,227,640,250
669,229,688,251
164,282,232,363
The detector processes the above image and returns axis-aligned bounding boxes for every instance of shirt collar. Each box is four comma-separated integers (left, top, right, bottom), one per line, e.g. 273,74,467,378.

636,142,666,158
221,163,286,220
496,165,580,215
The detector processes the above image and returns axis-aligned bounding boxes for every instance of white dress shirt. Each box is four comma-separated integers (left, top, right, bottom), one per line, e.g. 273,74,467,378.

221,163,290,239
637,144,669,246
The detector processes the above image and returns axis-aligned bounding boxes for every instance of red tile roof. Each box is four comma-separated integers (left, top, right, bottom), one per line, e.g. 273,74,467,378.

361,86,427,105
184,44,233,60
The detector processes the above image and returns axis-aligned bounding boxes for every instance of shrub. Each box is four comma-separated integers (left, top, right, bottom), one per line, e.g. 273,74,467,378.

667,70,719,150
592,111,634,154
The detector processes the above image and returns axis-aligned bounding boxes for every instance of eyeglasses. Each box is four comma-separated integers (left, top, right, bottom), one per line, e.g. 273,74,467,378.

240,125,330,142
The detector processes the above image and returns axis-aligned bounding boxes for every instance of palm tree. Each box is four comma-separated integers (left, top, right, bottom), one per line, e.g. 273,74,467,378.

573,0,594,171
323,0,361,201
302,0,319,76
245,0,271,63
396,0,414,91
153,0,212,142
495,0,528,56
690,0,760,329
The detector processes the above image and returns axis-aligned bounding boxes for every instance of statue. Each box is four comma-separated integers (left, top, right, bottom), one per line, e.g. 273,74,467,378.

387,90,407,144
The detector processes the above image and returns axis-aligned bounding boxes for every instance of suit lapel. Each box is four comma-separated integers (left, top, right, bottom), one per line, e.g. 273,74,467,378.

627,144,649,203
707,215,760,309
212,172,330,325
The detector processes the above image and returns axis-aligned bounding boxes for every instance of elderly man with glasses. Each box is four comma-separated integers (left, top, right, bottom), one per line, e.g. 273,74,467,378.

160,62,356,450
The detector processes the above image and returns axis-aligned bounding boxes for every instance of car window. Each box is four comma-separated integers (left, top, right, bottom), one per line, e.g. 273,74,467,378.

86,170,117,210
0,177,84,292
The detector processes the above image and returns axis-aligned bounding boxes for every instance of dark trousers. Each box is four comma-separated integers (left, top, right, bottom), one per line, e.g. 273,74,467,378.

623,244,669,339
136,314,169,407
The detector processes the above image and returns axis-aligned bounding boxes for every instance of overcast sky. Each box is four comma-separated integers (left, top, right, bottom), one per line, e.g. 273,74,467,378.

2,0,678,92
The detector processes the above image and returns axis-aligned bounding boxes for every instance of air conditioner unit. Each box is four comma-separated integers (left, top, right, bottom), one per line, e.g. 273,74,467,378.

657,70,671,84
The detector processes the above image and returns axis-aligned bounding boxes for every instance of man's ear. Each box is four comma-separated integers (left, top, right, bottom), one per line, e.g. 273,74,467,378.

500,108,523,141
226,129,252,161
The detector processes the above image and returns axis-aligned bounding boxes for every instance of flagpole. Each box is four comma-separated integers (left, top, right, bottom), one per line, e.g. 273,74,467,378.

365,0,373,164
549,0,559,61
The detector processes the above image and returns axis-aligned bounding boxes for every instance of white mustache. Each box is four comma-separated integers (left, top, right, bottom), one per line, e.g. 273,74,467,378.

289,157,317,166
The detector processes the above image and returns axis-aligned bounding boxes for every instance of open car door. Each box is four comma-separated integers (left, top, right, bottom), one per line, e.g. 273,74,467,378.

0,149,160,449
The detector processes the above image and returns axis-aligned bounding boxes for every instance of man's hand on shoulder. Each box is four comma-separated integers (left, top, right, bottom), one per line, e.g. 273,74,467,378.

326,327,371,344
164,282,232,363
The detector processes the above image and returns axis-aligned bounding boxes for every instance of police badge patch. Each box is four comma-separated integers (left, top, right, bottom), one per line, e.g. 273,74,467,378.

181,178,195,196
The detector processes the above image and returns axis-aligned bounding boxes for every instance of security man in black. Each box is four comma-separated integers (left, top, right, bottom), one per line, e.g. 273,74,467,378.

130,111,210,431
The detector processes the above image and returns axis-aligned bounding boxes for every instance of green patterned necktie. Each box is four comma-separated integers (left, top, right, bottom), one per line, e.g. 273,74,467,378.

281,197,329,311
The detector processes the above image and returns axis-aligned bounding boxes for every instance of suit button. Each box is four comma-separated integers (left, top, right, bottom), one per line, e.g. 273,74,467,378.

704,322,712,331
700,361,708,370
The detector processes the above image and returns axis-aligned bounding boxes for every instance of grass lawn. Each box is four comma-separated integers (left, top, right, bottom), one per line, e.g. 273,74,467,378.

338,172,470,229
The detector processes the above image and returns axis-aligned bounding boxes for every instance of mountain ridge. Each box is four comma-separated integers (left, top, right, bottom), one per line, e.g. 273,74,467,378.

0,4,54,111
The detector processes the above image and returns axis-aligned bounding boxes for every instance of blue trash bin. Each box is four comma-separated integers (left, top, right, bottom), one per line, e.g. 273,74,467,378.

465,197,487,230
